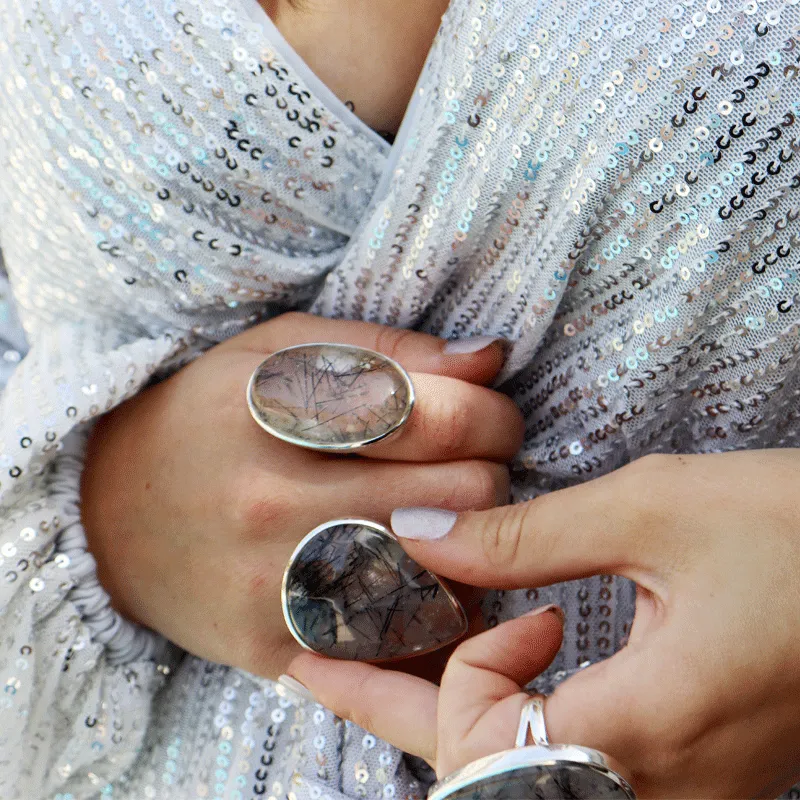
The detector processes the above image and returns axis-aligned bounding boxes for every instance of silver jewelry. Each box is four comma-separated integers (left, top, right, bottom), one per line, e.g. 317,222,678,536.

247,343,414,452
428,694,636,800
281,519,467,662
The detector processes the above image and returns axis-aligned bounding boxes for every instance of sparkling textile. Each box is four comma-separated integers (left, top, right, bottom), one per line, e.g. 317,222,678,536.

283,522,467,661
0,0,800,798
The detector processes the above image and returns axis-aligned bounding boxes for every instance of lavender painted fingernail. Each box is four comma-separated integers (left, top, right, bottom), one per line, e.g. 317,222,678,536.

391,508,458,540
276,674,315,704
525,604,566,625
443,336,503,355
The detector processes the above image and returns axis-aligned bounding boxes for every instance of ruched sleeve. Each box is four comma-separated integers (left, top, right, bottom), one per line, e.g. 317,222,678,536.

0,281,189,796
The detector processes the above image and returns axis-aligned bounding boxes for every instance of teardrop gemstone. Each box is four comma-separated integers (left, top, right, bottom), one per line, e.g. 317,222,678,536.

248,344,414,451
282,521,467,662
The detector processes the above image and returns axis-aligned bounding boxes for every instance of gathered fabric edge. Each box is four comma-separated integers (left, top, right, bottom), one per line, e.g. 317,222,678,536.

51,427,176,666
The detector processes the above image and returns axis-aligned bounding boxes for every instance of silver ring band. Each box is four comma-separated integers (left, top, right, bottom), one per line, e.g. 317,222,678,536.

515,694,550,748
429,689,637,800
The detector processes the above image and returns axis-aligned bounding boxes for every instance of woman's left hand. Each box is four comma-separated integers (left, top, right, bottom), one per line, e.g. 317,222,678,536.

289,450,800,798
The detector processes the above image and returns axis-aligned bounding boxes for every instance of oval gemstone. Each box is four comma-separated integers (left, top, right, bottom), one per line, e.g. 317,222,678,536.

282,521,467,662
248,344,414,451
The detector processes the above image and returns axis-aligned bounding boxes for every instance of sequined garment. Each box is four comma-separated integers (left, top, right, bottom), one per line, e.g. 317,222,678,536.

1,0,800,797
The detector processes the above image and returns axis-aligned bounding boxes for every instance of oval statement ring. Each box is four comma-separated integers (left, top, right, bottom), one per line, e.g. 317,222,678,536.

247,343,415,452
282,520,468,662
429,695,636,800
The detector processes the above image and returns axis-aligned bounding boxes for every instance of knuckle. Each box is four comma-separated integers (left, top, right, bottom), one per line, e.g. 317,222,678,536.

346,705,376,736
483,461,511,508
492,464,511,505
244,311,308,351
431,393,471,457
373,325,416,364
461,462,502,509
504,397,527,451
246,632,297,678
271,310,310,335
480,499,530,569
342,674,381,734
437,738,467,777
238,488,296,543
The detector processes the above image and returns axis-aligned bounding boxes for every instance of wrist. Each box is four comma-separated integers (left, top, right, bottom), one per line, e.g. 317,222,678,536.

80,413,145,627
56,427,169,663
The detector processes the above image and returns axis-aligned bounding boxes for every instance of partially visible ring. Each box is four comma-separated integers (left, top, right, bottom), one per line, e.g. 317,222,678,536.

247,342,415,452
428,691,636,800
516,694,549,747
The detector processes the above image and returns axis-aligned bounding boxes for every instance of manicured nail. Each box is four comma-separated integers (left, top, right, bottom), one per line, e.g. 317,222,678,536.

276,674,315,704
391,507,458,540
524,604,565,625
443,336,504,355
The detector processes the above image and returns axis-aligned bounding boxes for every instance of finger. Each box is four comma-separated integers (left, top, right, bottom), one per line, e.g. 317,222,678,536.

390,459,670,589
225,311,506,384
353,459,511,517
247,460,509,556
360,373,524,462
436,608,564,776
288,652,439,764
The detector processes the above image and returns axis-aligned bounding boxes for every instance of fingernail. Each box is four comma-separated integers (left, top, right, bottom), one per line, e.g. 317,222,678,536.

276,674,315,704
391,507,458,540
443,336,504,355
524,604,565,625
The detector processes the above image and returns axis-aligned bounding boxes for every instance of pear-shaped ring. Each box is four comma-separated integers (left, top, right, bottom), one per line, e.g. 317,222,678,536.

281,519,467,662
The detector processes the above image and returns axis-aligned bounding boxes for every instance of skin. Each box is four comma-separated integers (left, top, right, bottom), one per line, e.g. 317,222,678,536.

260,0,451,133
81,313,522,677
291,450,800,798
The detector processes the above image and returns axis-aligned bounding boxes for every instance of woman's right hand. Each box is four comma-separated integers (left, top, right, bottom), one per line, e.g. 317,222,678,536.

80,313,523,679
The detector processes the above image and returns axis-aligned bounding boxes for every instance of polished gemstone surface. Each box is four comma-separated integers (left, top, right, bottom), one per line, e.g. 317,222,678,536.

437,764,632,800
283,522,467,661
248,344,413,450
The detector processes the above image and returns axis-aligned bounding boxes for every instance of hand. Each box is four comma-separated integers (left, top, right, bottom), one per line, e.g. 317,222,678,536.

290,450,800,798
81,313,524,678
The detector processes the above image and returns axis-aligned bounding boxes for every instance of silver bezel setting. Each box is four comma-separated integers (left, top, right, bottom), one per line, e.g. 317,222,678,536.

247,343,416,452
428,744,636,800
281,519,468,662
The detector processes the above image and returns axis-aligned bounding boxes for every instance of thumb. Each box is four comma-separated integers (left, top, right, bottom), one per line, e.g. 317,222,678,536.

438,603,678,791
436,604,564,777
440,626,661,788
390,460,665,591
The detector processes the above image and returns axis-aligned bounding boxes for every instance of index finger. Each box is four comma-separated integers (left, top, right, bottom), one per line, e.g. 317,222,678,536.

390,458,669,589
222,311,507,385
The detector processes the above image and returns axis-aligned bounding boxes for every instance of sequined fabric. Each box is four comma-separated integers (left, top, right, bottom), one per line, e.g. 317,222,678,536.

1,0,800,797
